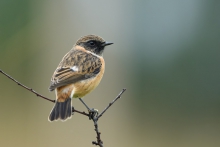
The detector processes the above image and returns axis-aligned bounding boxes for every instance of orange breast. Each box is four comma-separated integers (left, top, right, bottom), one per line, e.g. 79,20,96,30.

73,57,105,98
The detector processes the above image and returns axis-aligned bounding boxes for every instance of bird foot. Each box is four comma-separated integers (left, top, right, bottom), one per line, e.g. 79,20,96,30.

88,108,98,120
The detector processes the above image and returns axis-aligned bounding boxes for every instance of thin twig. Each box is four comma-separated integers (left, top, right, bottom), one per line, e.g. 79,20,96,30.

0,69,55,103
97,88,126,120
73,108,90,117
0,69,89,117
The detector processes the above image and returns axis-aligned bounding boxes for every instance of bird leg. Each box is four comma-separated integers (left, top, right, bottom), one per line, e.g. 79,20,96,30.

79,98,98,120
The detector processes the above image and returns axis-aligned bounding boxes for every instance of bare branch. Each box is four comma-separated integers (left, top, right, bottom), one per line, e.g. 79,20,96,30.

92,120,103,147
97,88,126,120
0,69,89,116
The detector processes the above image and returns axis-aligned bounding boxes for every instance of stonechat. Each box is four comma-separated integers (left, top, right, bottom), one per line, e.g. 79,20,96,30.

48,35,113,121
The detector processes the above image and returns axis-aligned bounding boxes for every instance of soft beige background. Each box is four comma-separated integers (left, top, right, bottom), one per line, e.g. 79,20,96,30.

0,0,220,147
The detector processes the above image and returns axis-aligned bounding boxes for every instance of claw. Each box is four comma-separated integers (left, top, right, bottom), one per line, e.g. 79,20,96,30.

88,108,99,120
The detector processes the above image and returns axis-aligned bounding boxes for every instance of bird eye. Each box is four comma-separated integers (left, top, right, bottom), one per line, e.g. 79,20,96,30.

89,41,95,46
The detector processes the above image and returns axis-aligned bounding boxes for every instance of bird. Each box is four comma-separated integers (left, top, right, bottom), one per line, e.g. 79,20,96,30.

48,35,113,122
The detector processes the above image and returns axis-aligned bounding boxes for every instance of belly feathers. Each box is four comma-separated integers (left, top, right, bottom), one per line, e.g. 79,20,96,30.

73,74,103,98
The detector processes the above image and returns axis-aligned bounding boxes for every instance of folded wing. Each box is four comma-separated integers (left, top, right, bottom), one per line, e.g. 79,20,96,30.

49,49,102,91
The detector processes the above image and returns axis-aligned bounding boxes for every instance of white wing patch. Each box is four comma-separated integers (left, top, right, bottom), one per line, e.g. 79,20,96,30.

71,66,78,72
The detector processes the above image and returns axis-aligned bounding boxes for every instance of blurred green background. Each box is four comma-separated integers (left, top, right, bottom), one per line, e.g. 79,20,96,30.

1,0,220,147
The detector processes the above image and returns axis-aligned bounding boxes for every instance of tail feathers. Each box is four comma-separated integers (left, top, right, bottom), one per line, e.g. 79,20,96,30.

48,98,72,122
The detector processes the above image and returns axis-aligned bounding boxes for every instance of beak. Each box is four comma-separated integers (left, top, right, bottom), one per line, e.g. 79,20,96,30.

102,42,113,47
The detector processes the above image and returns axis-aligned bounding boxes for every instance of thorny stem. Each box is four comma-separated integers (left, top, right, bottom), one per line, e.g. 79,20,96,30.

0,69,126,147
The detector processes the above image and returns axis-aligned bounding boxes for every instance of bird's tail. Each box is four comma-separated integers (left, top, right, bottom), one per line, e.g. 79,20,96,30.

48,98,72,122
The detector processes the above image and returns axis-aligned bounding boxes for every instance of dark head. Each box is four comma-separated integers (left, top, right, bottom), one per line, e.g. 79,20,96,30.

75,35,113,56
